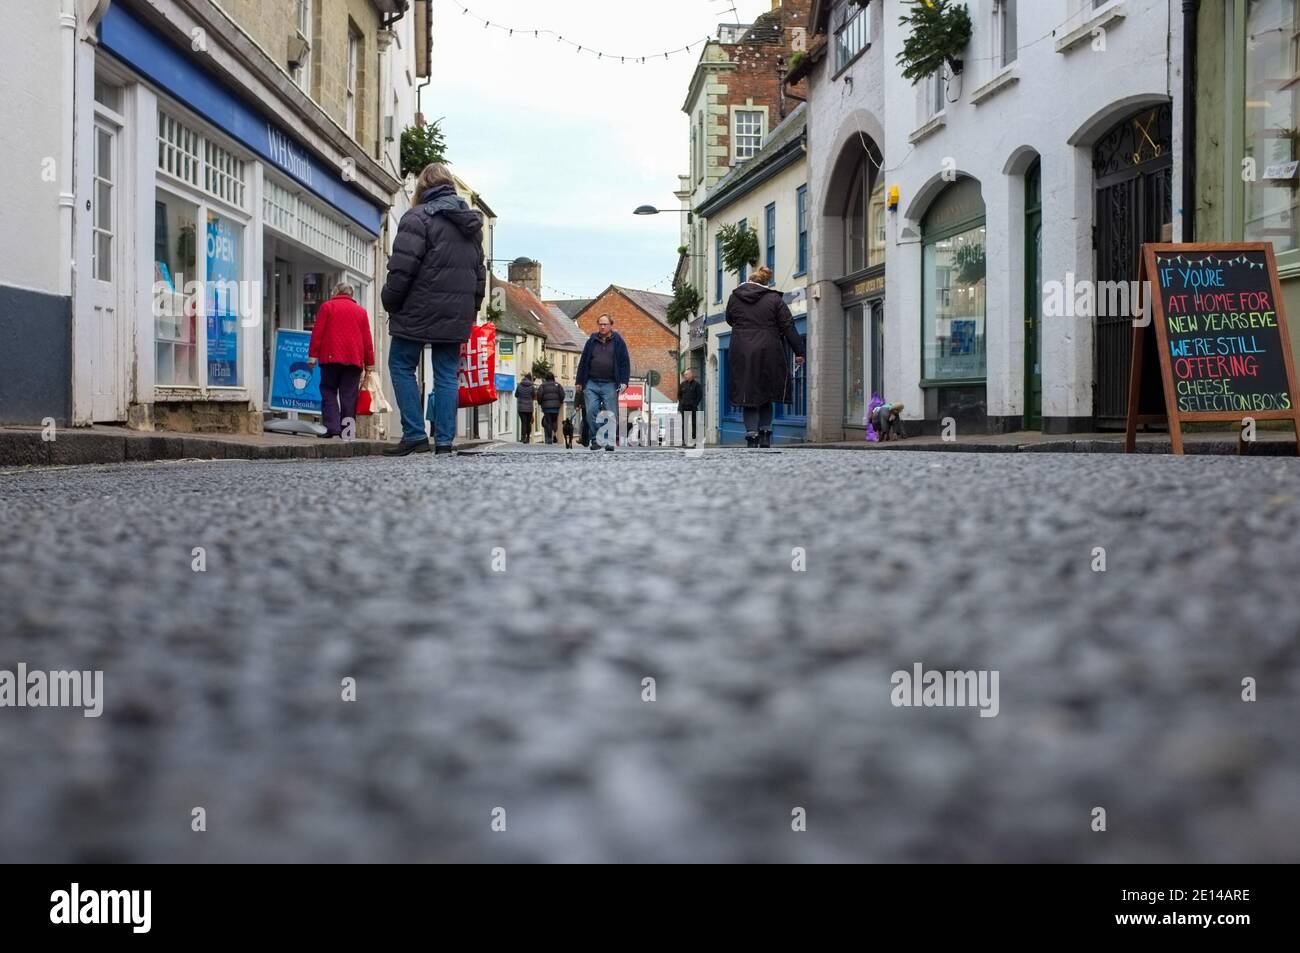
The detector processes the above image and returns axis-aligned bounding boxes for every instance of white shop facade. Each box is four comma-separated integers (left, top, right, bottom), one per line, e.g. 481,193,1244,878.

87,4,391,432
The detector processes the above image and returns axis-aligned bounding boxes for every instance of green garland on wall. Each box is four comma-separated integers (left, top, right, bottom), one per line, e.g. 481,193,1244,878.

896,0,973,85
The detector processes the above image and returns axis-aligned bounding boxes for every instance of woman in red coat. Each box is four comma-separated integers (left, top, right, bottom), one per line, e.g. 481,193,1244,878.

307,283,376,438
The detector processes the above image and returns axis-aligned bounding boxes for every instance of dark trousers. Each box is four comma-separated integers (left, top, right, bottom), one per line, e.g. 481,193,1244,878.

680,409,698,445
542,411,559,444
742,403,774,434
319,363,362,436
520,411,534,442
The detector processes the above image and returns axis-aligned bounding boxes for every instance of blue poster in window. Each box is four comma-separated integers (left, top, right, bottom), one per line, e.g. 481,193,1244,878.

950,319,977,356
269,329,321,414
205,214,241,386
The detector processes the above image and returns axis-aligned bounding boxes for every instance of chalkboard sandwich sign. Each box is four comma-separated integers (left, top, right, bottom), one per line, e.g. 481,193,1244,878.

1127,243,1300,455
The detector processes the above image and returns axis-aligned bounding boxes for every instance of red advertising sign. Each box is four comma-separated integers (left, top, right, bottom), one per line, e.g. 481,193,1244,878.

619,383,645,408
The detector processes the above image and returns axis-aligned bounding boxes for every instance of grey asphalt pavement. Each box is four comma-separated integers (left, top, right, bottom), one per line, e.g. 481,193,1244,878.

1,445,1298,862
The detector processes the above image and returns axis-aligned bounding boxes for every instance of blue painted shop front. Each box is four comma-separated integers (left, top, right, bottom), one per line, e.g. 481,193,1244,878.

716,314,807,446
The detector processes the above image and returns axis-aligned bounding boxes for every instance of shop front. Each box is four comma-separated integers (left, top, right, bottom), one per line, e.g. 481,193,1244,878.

93,4,387,433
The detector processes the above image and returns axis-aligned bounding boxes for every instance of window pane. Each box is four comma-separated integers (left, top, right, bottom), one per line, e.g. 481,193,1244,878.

868,180,886,267
922,224,987,380
206,211,244,387
154,190,200,386
845,304,865,423
846,166,866,272
94,231,112,282
1244,0,1299,253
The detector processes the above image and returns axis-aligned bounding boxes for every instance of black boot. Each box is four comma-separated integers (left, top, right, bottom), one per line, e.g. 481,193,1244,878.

758,430,773,448
384,439,431,457
745,431,759,448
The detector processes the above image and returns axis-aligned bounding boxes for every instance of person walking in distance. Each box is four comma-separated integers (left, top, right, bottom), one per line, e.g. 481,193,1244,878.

724,265,804,448
537,372,566,444
515,373,537,443
677,368,703,448
575,314,630,452
307,282,374,439
381,162,486,456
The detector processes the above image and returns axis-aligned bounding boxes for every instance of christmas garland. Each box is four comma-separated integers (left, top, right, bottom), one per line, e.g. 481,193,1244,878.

897,0,973,84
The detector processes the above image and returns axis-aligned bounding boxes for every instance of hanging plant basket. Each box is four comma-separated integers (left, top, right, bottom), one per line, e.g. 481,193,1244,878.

896,0,973,85
718,223,761,277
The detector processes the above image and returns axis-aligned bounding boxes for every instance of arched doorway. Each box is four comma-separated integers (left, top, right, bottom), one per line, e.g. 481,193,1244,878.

1092,103,1172,426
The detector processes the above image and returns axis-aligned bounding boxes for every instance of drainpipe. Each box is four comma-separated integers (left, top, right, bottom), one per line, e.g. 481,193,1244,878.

1182,0,1199,241
59,0,77,298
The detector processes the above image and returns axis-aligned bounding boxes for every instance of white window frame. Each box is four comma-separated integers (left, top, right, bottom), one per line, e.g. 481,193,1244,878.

992,0,1018,69
346,28,360,138
926,68,947,119
833,0,872,74
733,108,765,162
294,0,312,91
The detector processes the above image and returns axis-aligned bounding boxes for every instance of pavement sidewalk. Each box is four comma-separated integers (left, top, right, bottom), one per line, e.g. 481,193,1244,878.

0,424,492,469
792,429,1300,456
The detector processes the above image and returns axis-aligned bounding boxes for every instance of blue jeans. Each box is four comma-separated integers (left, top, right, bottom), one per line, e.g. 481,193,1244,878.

583,379,619,448
389,336,461,446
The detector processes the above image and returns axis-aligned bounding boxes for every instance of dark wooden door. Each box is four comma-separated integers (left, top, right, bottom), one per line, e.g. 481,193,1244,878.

1093,103,1173,426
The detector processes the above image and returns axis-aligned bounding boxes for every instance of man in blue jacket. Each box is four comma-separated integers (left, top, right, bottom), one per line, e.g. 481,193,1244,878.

575,314,631,452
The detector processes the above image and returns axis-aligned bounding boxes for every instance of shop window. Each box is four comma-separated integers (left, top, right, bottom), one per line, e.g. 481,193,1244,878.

154,189,200,387
845,303,865,424
205,211,244,387
1244,0,1300,254
921,178,987,382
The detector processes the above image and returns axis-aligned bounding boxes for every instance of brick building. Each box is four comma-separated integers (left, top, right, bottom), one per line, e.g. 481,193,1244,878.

678,0,811,303
573,287,679,401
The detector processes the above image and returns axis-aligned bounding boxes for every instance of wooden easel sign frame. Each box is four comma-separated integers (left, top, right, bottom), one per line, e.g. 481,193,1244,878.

1126,242,1300,455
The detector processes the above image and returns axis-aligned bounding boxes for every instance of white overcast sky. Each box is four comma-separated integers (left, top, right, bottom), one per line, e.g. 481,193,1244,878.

428,0,776,300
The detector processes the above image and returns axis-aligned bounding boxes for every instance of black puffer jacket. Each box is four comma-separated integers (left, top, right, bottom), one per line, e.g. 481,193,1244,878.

537,380,566,413
725,282,804,407
515,377,536,412
382,184,486,344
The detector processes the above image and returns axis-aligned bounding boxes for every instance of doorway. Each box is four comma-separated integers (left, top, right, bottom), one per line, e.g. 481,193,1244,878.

1024,159,1043,429
90,112,126,422
1093,103,1173,426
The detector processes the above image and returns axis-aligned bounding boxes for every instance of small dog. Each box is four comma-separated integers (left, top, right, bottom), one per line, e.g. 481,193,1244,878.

872,401,905,442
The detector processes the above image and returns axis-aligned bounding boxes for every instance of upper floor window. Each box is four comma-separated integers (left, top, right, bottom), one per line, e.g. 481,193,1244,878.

992,0,1018,69
346,28,360,138
737,218,749,283
734,110,764,161
765,203,777,280
834,0,872,73
293,0,312,91
796,185,808,276
925,68,946,119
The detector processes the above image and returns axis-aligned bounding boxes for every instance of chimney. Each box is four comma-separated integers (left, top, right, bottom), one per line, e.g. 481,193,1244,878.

508,257,542,297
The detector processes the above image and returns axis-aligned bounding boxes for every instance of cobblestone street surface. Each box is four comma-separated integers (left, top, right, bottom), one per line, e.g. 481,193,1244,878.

1,447,1298,862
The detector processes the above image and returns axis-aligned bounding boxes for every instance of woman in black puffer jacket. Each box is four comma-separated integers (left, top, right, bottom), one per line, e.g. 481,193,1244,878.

381,163,487,456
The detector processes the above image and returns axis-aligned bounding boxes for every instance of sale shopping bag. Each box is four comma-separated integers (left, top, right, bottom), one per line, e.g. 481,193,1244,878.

458,323,498,408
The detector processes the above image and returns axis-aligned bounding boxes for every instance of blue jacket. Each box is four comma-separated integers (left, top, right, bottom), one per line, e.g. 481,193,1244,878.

576,331,631,387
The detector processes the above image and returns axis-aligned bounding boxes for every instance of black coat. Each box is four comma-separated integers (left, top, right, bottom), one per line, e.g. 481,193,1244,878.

537,380,566,413
724,283,804,407
381,184,486,344
678,378,703,411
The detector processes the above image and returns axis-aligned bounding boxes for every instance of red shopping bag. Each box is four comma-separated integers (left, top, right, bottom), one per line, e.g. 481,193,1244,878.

355,387,373,416
458,322,498,408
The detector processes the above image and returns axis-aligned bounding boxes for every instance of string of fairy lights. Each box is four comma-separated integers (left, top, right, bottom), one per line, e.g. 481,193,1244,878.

1159,255,1267,270
448,1,713,63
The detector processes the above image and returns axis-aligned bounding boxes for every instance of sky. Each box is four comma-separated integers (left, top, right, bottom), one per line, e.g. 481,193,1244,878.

427,0,777,300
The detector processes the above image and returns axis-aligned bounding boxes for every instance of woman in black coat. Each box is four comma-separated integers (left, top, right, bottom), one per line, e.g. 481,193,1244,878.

724,265,805,448
380,163,486,455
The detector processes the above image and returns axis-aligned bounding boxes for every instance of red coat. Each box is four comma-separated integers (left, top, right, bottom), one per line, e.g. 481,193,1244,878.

308,294,375,367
